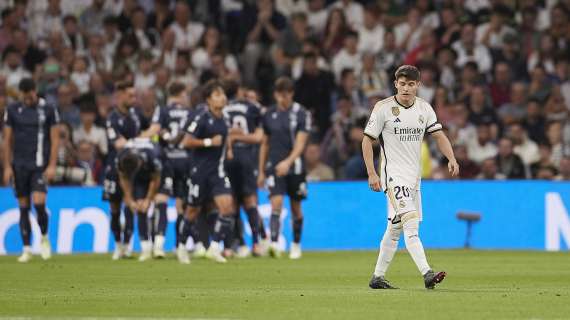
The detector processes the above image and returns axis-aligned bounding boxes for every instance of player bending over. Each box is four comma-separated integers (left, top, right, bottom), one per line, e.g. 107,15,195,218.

362,65,459,289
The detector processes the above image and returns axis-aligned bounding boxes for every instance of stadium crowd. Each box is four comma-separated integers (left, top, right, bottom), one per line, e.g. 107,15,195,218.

1,0,570,184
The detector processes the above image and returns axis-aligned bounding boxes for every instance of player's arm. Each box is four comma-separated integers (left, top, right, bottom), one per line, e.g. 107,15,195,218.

118,172,136,212
431,130,459,177
2,125,13,185
275,131,309,177
257,133,269,187
230,127,264,145
140,106,162,138
106,117,128,150
139,170,161,213
180,117,222,148
44,107,61,181
362,103,384,192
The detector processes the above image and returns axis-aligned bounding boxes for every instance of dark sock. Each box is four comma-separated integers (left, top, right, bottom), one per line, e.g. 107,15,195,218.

156,202,168,236
293,217,304,243
245,207,260,244
138,213,149,241
34,204,48,235
259,214,267,240
149,214,156,239
175,214,184,245
19,207,31,246
196,213,209,245
179,218,194,246
212,215,235,243
110,208,122,242
270,212,280,242
123,207,134,245
207,211,218,235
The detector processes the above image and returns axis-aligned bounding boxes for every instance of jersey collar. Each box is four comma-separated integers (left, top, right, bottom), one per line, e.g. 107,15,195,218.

394,96,415,109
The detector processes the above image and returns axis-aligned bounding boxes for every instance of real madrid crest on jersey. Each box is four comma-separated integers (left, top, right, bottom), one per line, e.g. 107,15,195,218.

392,107,400,116
419,115,424,124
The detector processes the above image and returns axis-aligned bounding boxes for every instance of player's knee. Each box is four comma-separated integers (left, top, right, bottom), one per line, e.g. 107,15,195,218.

186,207,199,221
243,195,257,209
270,195,283,212
31,192,46,205
155,193,168,203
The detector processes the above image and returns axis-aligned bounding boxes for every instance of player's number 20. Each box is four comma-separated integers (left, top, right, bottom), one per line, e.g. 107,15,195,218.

393,186,410,200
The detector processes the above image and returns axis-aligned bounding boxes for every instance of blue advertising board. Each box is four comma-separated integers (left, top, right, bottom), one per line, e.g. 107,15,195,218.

1,181,569,255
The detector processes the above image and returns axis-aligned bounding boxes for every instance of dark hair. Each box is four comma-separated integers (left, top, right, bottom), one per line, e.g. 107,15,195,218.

222,78,240,99
115,80,134,92
340,68,354,81
79,100,98,114
168,82,186,97
63,14,77,24
202,79,224,99
274,76,295,93
395,65,420,81
18,78,36,93
118,149,142,177
2,45,19,61
103,15,118,26
1,8,13,19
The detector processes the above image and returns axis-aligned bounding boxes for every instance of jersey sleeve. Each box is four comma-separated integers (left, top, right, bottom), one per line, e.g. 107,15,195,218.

251,105,262,129
262,112,271,136
48,105,61,127
425,103,443,135
185,114,204,138
3,105,14,127
364,103,385,139
151,105,167,127
296,108,311,133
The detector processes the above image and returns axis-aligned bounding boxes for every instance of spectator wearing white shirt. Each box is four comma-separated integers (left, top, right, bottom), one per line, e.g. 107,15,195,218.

0,47,31,90
80,0,112,36
134,52,156,90
508,123,539,166
127,6,160,52
73,101,108,156
332,30,360,82
476,158,506,180
86,33,113,76
70,56,91,94
332,0,364,30
358,52,390,99
158,28,177,71
468,124,498,164
103,16,121,60
393,7,423,53
192,26,238,77
275,0,308,18
28,0,64,45
306,0,327,35
452,23,492,74
169,1,204,51
476,5,516,50
62,15,86,54
357,5,384,55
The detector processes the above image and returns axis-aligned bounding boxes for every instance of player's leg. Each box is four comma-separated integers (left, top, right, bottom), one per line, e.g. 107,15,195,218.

133,180,152,262
103,167,127,259
242,194,266,256
208,193,236,263
174,198,185,248
176,204,201,264
286,174,307,259
152,193,169,258
268,194,284,258
13,166,32,262
31,189,51,260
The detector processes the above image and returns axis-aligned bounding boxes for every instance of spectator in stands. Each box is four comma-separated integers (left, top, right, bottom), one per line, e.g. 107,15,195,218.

547,121,564,167
454,144,479,179
0,8,18,53
498,82,527,125
522,98,547,144
435,6,461,46
467,85,499,129
555,156,570,180
322,8,350,58
531,143,556,178
273,12,310,77
527,33,557,75
467,123,498,164
294,52,335,136
113,34,139,76
74,101,108,156
331,0,363,31
240,0,286,89
115,0,139,33
103,16,121,59
62,15,85,54
332,30,360,82
544,86,568,123
128,6,160,52
435,46,457,91
54,123,94,186
28,0,64,46
332,68,367,112
376,30,401,75
134,52,156,90
393,7,423,53
76,140,103,184
1,47,31,90
528,64,552,103
476,5,515,50
489,62,512,108
70,56,91,95
452,23,492,74
509,123,540,167
305,142,335,181
80,0,111,36
146,0,174,34
306,0,328,36
476,158,506,180
57,83,80,128
519,6,540,58
343,125,367,179
357,4,384,55
432,87,454,125
192,26,238,78
416,62,437,104
496,138,526,179
359,52,390,100
86,33,113,78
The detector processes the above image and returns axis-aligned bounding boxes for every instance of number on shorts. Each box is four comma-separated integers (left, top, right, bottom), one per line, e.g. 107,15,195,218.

104,180,116,194
394,186,410,200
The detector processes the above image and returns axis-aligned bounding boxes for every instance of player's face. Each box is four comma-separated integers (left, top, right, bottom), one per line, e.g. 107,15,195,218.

118,87,136,108
274,90,294,108
207,88,227,112
394,77,419,103
22,90,38,107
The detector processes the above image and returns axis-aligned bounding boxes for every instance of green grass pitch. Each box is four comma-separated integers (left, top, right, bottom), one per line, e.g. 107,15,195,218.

1,250,569,320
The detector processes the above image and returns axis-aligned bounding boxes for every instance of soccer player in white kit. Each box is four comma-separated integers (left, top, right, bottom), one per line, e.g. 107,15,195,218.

362,65,459,289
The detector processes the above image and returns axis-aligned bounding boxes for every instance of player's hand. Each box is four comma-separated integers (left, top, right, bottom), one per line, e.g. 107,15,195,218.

368,173,381,192
44,165,56,182
257,172,266,188
3,167,13,186
126,199,137,213
275,160,291,177
211,135,223,147
448,159,460,177
138,199,151,213
227,147,234,160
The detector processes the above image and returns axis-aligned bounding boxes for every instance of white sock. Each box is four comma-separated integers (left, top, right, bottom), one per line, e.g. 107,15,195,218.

373,223,402,277
403,217,431,275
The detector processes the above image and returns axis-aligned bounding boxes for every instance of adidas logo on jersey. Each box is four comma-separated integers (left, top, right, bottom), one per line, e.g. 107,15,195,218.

394,118,401,123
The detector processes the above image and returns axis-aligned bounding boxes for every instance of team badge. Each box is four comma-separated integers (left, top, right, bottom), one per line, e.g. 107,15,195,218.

366,118,375,128
392,107,400,116
419,115,424,124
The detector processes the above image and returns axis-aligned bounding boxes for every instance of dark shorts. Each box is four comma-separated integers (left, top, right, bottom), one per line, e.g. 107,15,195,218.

226,150,257,199
187,168,232,207
159,158,190,198
266,170,308,201
102,166,122,202
12,165,47,198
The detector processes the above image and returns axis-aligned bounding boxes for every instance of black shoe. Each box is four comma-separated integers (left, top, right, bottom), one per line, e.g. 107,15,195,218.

423,270,446,289
369,275,398,289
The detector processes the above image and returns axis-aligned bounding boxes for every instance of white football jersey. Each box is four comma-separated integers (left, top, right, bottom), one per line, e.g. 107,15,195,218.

364,96,442,192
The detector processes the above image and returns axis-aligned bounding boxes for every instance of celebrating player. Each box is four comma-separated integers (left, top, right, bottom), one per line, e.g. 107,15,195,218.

180,80,237,263
223,79,267,257
3,78,60,263
362,65,459,289
258,77,311,259
103,81,145,260
143,82,192,260
117,139,162,262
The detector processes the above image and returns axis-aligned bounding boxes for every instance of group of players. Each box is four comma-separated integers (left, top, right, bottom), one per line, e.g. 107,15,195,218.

3,76,311,264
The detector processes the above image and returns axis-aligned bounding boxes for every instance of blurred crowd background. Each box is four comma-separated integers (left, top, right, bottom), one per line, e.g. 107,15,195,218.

0,0,569,186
